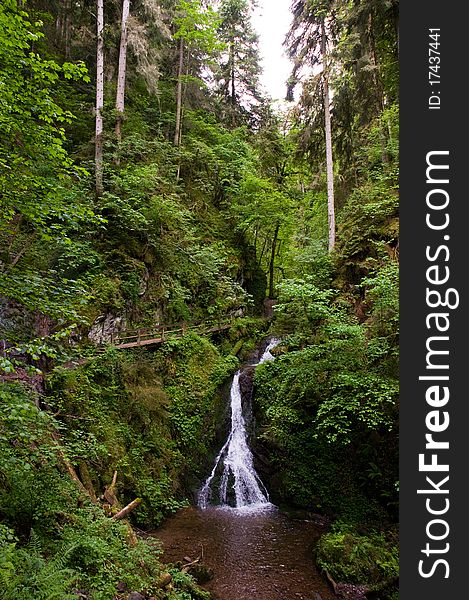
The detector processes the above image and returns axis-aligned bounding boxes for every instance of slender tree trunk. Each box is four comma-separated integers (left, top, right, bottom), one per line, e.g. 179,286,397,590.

95,0,105,198
56,0,72,58
64,0,72,59
174,37,184,146
230,40,236,128
367,13,389,165
321,20,335,252
268,222,280,299
115,0,130,144
230,41,236,103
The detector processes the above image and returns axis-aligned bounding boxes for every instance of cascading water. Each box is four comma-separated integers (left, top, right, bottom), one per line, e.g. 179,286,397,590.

198,339,278,510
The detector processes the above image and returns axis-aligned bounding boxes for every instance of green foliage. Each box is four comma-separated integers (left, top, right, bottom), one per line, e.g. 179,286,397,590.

158,333,239,475
0,1,91,236
0,377,213,599
174,0,223,54
336,186,398,279
0,532,78,600
58,508,163,599
362,259,399,340
0,525,17,590
47,351,182,527
254,266,398,517
167,568,212,600
317,525,398,593
274,278,335,335
216,0,264,123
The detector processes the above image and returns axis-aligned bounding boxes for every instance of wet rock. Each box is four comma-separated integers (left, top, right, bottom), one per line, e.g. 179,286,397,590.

188,563,214,584
335,583,369,600
239,366,256,417
238,366,255,398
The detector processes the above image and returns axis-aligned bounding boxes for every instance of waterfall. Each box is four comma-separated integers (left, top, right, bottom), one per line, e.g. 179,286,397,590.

198,339,278,510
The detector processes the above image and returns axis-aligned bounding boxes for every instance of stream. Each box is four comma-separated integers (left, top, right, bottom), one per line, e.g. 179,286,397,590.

155,340,336,600
155,506,336,600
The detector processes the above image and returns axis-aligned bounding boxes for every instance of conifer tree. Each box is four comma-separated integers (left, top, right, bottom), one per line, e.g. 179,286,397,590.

286,0,339,251
216,0,264,127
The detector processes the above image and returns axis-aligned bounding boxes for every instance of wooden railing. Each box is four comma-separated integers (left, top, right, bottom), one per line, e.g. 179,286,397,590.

103,318,234,350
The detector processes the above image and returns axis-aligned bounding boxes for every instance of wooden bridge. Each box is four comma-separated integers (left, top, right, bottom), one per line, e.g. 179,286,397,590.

102,318,234,350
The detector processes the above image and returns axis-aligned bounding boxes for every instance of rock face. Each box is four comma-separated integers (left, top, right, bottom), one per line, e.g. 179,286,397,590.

138,267,150,296
238,367,255,405
88,313,126,346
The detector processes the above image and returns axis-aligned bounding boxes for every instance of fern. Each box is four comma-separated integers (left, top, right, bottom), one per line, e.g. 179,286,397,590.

1,534,78,600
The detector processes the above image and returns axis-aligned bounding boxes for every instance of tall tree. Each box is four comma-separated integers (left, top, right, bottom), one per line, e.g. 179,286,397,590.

216,0,263,127
95,0,104,197
173,0,221,146
174,35,185,146
321,20,335,251
286,0,340,251
115,0,131,143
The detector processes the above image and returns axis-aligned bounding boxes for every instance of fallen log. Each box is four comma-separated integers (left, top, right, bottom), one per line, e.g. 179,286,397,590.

78,461,98,503
103,470,119,506
50,431,94,502
112,498,142,520
181,557,200,573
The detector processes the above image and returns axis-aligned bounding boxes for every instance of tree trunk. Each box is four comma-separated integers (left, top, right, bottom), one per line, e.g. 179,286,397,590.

65,0,72,59
112,498,142,520
268,222,280,299
174,37,184,146
51,431,95,502
321,20,335,252
367,13,389,165
230,40,236,128
230,41,236,104
78,461,98,503
56,0,72,59
95,0,105,198
115,0,130,144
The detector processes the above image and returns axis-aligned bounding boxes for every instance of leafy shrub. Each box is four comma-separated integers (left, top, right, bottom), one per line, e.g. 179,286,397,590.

317,525,398,592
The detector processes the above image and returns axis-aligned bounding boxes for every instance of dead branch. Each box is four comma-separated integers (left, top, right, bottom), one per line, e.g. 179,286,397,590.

112,498,142,520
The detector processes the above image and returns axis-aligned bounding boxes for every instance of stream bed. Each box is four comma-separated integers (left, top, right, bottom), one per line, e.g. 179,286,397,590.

154,339,336,599
154,505,337,600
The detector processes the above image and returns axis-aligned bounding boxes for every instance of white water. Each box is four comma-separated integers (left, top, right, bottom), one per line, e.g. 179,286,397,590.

198,339,278,510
